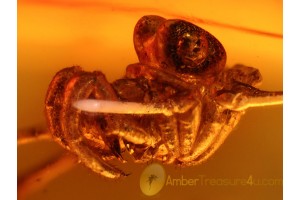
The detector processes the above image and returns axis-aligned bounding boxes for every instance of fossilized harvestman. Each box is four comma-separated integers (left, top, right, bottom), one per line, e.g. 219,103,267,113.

18,15,282,199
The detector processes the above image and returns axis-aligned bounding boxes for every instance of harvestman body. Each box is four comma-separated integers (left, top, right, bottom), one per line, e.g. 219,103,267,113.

18,15,282,199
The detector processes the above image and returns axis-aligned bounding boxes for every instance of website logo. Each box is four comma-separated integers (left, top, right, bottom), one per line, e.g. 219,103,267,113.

140,163,166,196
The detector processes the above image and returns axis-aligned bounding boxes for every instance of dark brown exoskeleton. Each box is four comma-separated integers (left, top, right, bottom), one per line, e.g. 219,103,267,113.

45,15,282,179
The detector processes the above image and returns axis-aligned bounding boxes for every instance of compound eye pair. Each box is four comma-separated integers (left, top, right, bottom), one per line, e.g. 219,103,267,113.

133,15,226,77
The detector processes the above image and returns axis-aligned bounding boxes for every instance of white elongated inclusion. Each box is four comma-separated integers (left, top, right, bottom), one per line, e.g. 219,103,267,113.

73,99,172,116
74,91,283,116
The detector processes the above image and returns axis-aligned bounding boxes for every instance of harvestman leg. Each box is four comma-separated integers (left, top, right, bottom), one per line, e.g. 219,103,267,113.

46,67,129,179
18,130,78,200
17,129,52,146
187,87,283,166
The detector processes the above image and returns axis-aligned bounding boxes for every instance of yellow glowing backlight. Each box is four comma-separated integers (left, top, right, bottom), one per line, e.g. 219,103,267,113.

18,0,282,199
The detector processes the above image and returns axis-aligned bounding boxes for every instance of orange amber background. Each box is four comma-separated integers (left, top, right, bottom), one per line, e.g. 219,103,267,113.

18,0,283,199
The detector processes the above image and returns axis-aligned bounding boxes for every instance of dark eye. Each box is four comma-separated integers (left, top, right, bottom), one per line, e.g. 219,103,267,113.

156,20,226,76
133,16,227,77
